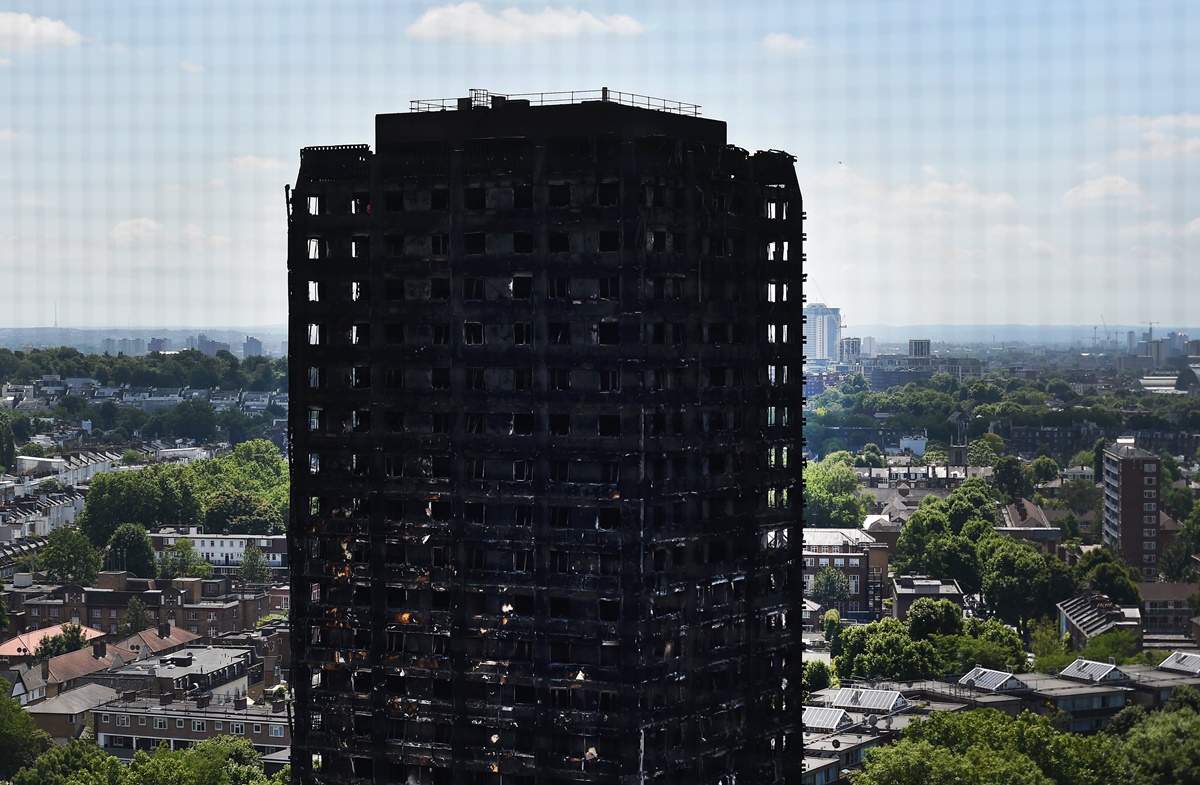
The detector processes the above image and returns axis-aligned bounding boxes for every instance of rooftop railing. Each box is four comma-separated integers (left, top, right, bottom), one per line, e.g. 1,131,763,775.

409,87,701,116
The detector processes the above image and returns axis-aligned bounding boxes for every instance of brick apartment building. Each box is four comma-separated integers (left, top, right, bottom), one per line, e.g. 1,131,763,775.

1103,437,1176,579
802,528,889,620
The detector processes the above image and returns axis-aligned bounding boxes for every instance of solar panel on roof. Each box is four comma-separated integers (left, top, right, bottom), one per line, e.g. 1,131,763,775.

803,706,853,732
830,688,906,712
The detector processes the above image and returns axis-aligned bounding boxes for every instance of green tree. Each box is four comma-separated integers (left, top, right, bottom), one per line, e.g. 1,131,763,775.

107,523,157,578
158,539,213,580
238,546,273,584
1162,683,1200,714
1123,703,1200,785
1092,437,1106,486
0,419,14,472
802,660,833,702
822,609,843,656
18,444,47,458
1087,562,1142,605
982,538,1045,636
205,491,282,535
1031,455,1060,483
809,566,850,609
801,458,872,527
1059,479,1101,515
118,598,155,637
994,455,1034,500
906,597,963,640
1105,704,1149,738
32,622,90,661
41,527,102,585
0,686,61,781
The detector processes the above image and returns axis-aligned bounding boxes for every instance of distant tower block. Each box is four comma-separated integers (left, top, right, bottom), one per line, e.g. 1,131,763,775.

908,338,931,358
838,336,862,363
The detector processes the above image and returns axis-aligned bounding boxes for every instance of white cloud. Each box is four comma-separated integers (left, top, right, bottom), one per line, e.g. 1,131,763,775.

0,58,10,67
1183,218,1200,236
762,33,808,53
895,180,1017,211
0,128,24,142
921,165,937,176
179,60,205,74
1063,175,1143,204
407,2,644,43
1105,112,1200,130
1118,220,1173,239
109,218,165,247
1113,130,1200,160
230,155,287,171
180,224,232,249
986,224,1033,238
0,12,82,53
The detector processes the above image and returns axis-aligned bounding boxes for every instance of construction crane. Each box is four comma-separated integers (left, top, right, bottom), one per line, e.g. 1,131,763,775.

1101,315,1112,350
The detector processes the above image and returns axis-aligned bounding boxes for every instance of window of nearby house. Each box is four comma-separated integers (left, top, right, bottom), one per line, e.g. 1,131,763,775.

30,608,38,617
215,722,223,731
270,725,284,738
1145,503,1157,511
849,576,860,595
804,558,813,567
1145,541,1157,550
1144,490,1157,499
91,609,101,619
849,558,860,566
1145,463,1158,472
253,724,262,734
1145,477,1157,485
139,717,146,726
177,719,185,728
818,558,829,567
109,609,118,618
155,718,167,730
833,558,844,567
49,608,59,618
188,612,198,620
232,723,244,735
67,714,77,724
193,721,206,732
117,715,129,727
101,714,110,724
1145,515,1158,524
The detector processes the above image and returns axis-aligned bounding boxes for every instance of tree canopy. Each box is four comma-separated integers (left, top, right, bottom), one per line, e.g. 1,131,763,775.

107,524,158,578
158,539,213,580
41,527,102,586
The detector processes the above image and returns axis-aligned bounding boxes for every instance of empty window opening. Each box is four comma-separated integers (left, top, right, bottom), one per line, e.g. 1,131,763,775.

350,366,370,388
464,233,485,255
599,230,620,252
431,234,450,256
597,322,620,345
550,370,571,391
351,237,370,258
307,239,325,260
599,276,619,299
352,281,368,301
514,323,533,345
464,323,484,344
548,183,571,207
431,189,449,210
598,181,619,206
385,235,404,257
307,281,319,302
598,415,621,437
513,184,534,209
307,323,323,345
306,195,322,215
550,323,570,344
548,232,569,253
431,368,450,390
463,278,484,300
430,278,450,300
384,191,403,212
384,324,404,344
512,275,533,299
513,460,533,481
464,187,486,210
433,325,449,344
351,324,370,345
549,414,570,435
549,278,570,299
513,232,534,253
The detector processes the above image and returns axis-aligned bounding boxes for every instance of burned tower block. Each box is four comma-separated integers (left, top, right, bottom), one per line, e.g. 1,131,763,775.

287,89,801,784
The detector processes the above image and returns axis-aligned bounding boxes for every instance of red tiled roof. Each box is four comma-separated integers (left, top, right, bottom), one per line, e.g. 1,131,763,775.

115,625,201,655
0,624,106,658
44,644,137,685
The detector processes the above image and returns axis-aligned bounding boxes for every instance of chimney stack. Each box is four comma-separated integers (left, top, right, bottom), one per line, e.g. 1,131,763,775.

92,641,106,659
158,622,171,639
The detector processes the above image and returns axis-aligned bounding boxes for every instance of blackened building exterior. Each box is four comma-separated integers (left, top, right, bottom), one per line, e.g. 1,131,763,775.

287,89,800,784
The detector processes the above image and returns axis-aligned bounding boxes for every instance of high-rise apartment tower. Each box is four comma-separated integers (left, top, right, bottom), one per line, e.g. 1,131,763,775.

287,89,800,784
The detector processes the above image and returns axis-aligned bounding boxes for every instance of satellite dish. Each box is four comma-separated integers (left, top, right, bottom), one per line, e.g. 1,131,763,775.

867,714,878,727
965,678,976,689
831,739,841,749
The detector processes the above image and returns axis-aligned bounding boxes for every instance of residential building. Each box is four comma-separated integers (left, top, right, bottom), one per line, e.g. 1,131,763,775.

803,303,842,361
802,529,888,619
890,576,965,621
1103,437,1168,578
288,89,801,783
27,683,119,743
1057,590,1143,649
94,693,291,758
151,529,288,581
244,336,264,358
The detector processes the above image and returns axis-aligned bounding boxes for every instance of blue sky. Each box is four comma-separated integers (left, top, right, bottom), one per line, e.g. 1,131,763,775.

1,1,1197,328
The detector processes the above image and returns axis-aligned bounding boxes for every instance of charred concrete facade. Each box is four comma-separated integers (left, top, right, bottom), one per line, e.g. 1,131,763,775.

287,91,801,784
